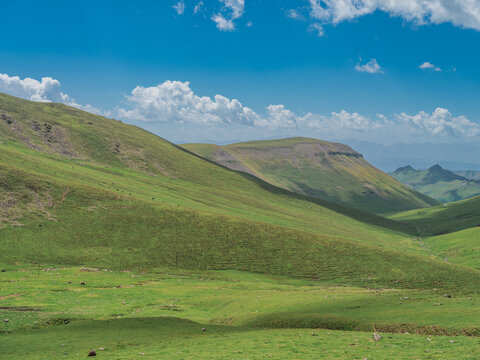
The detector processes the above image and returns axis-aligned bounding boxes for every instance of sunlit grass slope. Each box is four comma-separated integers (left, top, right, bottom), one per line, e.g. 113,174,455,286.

424,227,480,270
390,196,480,236
0,93,478,290
183,138,437,214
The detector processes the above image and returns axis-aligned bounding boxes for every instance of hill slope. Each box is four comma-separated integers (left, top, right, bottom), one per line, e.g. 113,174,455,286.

183,138,437,214
389,196,480,236
1,93,479,291
391,164,480,203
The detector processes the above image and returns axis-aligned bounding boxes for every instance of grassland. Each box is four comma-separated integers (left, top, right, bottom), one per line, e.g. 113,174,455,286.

2,92,468,291
2,267,480,359
424,227,480,269
183,138,437,214
1,93,480,358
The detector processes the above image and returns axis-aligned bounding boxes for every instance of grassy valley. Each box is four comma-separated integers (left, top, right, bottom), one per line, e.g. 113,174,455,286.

1,93,480,358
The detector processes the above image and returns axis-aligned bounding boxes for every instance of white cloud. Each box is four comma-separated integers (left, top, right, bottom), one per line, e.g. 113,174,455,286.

194,1,204,14
355,59,384,74
173,1,185,15
221,0,244,18
116,80,480,139
0,73,104,115
211,0,244,31
395,108,480,137
287,9,305,20
309,23,325,37
419,61,442,71
4,73,475,141
308,0,480,31
211,14,235,31
117,80,259,126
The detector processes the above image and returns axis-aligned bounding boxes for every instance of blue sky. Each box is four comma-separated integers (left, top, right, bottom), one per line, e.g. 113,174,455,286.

2,0,480,156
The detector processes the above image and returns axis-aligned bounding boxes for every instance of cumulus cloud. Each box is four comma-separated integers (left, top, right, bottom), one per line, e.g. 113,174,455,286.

173,1,185,15
308,0,480,31
116,80,480,139
3,73,476,140
355,59,384,74
115,80,381,135
0,73,104,115
395,108,480,137
211,0,244,31
419,61,442,71
117,80,259,126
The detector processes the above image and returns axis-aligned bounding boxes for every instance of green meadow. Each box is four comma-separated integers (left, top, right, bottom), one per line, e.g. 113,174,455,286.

2,267,480,359
1,93,480,358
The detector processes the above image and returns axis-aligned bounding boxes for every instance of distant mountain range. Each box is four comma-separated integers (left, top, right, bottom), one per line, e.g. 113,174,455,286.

182,138,437,214
391,164,480,203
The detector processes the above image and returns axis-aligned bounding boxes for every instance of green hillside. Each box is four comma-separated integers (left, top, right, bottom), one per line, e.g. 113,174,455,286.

183,138,437,214
0,92,476,290
390,196,480,236
390,195,480,275
3,93,480,359
424,227,480,270
391,165,480,203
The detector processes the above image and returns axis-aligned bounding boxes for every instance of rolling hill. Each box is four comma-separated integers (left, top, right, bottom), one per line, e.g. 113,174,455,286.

0,92,478,291
391,164,480,203
3,93,480,359
182,139,437,214
389,195,480,236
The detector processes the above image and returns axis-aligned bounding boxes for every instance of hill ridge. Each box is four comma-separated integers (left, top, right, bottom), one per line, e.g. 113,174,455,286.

183,138,437,214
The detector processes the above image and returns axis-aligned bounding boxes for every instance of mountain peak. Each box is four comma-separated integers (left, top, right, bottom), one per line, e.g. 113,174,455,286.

393,165,415,173
429,164,444,171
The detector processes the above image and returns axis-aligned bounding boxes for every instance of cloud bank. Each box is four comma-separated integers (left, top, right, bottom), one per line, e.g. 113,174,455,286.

1,73,478,140
117,80,480,139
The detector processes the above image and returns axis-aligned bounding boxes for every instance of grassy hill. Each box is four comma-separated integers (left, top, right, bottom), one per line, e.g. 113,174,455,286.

424,227,480,270
182,138,437,214
390,195,480,275
389,196,480,236
391,164,480,203
2,93,480,359
0,92,477,291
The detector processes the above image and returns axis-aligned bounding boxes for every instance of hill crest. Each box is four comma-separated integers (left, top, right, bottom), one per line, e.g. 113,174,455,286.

183,138,437,214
